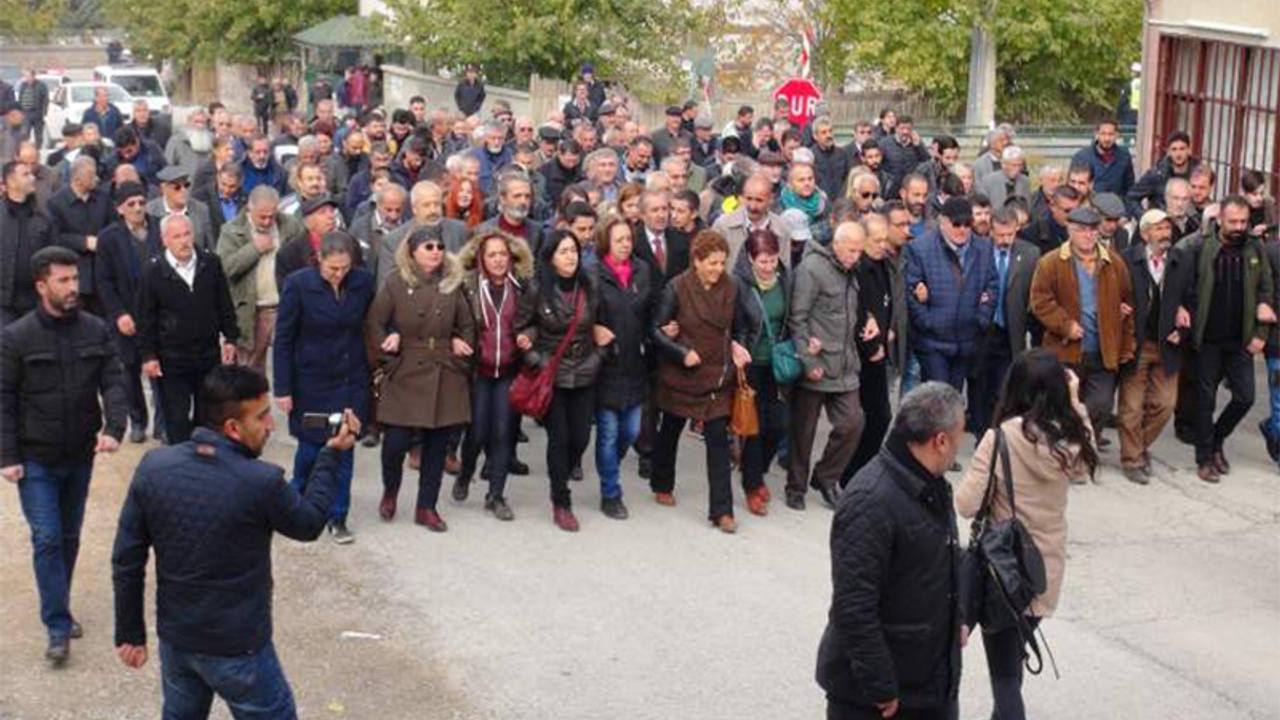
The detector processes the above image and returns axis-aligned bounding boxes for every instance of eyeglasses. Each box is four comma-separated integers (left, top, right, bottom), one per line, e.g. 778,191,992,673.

121,199,145,208
167,181,189,190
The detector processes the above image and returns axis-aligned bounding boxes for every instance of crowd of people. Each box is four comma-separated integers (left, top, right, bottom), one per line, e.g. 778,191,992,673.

2,60,1278,718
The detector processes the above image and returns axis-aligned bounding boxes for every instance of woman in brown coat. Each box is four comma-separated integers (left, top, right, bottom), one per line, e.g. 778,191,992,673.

956,349,1097,720
649,230,756,533
365,226,476,532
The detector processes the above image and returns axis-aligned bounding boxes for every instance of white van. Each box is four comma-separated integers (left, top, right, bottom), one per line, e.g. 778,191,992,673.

92,65,170,116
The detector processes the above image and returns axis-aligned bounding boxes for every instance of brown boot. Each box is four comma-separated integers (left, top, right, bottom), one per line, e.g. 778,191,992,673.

654,492,676,507
712,515,738,534
379,491,397,521
746,488,769,516
414,508,448,532
1196,464,1221,484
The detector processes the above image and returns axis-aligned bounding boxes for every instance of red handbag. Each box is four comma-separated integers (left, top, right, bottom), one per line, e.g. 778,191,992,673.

509,289,583,419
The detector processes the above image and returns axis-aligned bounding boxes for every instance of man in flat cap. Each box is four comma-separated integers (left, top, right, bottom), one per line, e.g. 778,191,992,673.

1093,192,1131,252
1030,204,1137,445
650,105,690,164
276,193,354,285
147,165,215,252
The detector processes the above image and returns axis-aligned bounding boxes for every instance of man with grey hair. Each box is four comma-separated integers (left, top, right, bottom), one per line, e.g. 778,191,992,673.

164,107,213,174
1162,176,1198,239
979,145,1030,209
1030,163,1063,220
972,127,1011,184
850,172,882,216
350,183,407,262
817,381,965,720
474,172,542,253
582,148,620,201
787,220,869,511
47,156,113,311
215,185,305,371
128,98,171,153
471,119,512,195
712,172,795,271
812,115,854,199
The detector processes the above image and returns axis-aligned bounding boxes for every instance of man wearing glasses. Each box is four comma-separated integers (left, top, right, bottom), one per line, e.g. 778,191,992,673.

147,166,215,252
903,197,999,393
849,173,881,217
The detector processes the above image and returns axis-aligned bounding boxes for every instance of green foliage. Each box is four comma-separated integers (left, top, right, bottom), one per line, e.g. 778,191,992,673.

382,0,716,103
825,0,1142,123
103,0,357,66
0,0,67,42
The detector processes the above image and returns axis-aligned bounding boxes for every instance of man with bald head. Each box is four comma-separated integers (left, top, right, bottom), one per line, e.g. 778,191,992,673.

350,183,407,262
712,172,795,271
138,214,239,443
374,181,467,285
48,156,113,312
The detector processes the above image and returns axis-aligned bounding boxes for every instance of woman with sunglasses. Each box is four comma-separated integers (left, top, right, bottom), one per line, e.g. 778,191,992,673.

365,226,476,532
273,232,375,543
515,229,607,532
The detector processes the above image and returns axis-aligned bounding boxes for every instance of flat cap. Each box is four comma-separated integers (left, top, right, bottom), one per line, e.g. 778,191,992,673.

301,193,339,216
156,165,190,184
1066,205,1102,226
1093,193,1125,220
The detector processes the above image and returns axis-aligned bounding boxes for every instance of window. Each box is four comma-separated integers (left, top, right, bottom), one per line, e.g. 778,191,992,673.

110,74,163,97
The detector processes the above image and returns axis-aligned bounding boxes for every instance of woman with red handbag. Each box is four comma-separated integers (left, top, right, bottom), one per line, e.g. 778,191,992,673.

649,230,757,533
364,227,476,532
514,230,609,532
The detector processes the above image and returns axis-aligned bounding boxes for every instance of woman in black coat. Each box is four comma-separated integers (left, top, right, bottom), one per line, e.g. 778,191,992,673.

592,217,654,521
514,230,608,532
841,214,893,486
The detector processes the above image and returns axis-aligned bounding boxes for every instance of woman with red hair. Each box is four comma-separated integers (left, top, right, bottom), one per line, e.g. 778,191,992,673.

446,178,486,230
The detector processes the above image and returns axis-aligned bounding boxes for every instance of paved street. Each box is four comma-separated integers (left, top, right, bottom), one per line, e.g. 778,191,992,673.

1,373,1277,719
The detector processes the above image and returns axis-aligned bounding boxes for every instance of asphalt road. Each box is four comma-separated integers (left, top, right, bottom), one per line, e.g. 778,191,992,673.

1,372,1277,719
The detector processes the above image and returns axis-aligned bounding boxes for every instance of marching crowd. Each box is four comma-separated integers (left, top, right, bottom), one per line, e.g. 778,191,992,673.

1,62,1278,717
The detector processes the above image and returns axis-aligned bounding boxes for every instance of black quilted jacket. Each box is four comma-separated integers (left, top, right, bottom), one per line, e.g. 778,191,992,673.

111,428,338,655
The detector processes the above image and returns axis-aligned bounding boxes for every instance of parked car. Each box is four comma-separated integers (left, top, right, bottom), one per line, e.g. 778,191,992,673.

47,81,134,145
93,65,170,116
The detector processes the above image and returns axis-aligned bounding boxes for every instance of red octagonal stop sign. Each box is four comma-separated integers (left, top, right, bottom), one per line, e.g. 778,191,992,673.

773,78,823,128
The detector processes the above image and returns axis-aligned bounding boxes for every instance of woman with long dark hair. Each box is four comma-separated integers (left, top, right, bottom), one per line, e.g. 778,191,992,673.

732,228,791,516
515,229,607,532
956,348,1097,720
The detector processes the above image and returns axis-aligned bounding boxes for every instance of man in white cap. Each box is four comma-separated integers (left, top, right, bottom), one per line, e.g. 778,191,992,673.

1116,209,1191,483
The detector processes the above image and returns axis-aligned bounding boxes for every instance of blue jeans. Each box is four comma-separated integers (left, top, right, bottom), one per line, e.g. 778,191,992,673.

1268,358,1280,438
918,349,975,392
18,459,93,639
899,352,922,399
461,374,515,499
160,641,297,720
291,441,353,519
595,404,642,500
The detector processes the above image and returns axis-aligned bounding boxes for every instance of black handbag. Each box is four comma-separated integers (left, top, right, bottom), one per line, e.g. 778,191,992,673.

961,428,1057,676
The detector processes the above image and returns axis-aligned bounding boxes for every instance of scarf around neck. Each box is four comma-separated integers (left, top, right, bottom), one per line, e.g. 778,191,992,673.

780,185,822,221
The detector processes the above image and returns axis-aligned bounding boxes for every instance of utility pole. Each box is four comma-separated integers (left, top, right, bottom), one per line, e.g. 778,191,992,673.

964,0,998,128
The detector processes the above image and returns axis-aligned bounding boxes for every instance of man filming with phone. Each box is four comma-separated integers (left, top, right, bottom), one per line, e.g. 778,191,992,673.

111,365,360,720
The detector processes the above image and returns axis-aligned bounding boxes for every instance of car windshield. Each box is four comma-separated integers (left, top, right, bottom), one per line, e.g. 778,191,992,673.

70,85,131,104
111,74,163,97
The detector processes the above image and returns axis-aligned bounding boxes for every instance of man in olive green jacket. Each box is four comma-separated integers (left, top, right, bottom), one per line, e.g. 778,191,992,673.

1177,196,1276,482
214,186,305,372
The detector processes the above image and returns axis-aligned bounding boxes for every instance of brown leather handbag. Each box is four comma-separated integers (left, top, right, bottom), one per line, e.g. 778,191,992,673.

730,366,760,437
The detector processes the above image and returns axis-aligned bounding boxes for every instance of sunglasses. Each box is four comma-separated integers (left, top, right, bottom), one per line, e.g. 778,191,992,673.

860,192,880,200
419,242,445,251
121,199,145,208
948,219,973,229
167,181,190,190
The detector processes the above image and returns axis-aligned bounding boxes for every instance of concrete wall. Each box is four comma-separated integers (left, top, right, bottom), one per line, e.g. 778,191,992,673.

382,64,531,118
0,44,109,70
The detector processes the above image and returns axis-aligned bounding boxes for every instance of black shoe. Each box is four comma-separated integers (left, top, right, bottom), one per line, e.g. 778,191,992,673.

69,620,82,639
45,636,69,667
516,429,529,443
153,430,168,445
813,482,839,509
947,461,962,473
128,426,146,444
1262,421,1280,463
601,497,629,520
360,429,381,448
508,458,530,476
485,496,515,521
785,492,806,511
570,464,584,482
638,455,652,480
329,518,354,544
452,476,471,503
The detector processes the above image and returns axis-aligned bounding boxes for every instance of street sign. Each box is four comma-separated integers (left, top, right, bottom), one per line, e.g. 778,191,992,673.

773,78,822,128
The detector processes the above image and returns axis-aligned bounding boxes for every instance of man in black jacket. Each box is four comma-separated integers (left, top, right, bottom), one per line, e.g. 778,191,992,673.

539,139,583,208
138,215,239,443
47,156,113,314
817,382,965,720
2,246,126,666
96,182,166,443
454,67,486,117
1,161,55,325
112,365,358,717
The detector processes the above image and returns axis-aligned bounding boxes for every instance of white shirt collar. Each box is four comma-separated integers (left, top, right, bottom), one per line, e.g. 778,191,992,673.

164,199,188,216
166,250,197,288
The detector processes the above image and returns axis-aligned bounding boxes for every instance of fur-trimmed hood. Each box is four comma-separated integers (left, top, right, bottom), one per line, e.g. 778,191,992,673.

394,232,465,292
455,231,535,281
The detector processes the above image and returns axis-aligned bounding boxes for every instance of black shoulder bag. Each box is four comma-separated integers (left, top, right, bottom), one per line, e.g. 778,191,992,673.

961,428,1058,677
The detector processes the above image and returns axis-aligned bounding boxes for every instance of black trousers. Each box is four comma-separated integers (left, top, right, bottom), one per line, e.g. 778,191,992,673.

982,617,1041,720
1173,344,1198,440
827,698,953,720
545,386,596,509
159,361,217,444
970,328,1013,438
1194,343,1256,464
1068,352,1117,434
652,413,733,520
740,364,788,491
382,424,454,510
842,359,891,487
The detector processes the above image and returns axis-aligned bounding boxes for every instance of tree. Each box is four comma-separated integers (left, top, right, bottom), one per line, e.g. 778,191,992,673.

825,0,1142,123
381,0,718,103
103,0,356,66
0,0,67,42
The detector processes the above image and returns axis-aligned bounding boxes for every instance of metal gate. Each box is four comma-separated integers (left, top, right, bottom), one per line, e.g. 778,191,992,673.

1152,34,1280,194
